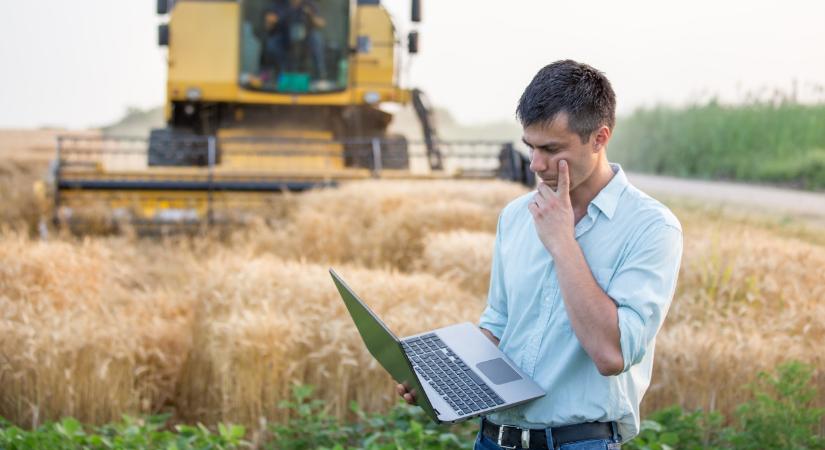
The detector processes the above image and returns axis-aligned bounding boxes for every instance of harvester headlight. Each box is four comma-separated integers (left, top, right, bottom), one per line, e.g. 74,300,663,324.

363,91,380,104
186,87,202,101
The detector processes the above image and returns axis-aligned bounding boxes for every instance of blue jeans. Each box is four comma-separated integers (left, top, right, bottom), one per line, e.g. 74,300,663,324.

473,425,622,450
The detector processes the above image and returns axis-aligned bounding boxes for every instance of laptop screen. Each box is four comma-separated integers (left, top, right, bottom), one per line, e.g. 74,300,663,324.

329,268,438,421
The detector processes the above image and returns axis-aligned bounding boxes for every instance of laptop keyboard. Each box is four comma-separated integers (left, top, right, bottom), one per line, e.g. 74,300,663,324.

402,333,504,416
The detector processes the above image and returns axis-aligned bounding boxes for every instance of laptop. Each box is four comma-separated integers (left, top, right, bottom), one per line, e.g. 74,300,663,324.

329,268,545,424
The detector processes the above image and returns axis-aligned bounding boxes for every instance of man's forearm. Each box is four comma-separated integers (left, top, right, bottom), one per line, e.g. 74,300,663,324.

553,238,623,376
480,327,500,347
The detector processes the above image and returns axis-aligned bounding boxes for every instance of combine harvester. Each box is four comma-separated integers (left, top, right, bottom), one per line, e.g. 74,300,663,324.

51,0,534,231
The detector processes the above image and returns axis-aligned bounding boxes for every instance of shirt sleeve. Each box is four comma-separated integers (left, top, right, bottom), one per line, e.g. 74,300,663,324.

478,213,508,339
609,223,683,373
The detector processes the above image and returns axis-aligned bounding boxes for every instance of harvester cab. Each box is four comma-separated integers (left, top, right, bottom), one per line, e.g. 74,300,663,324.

51,0,534,230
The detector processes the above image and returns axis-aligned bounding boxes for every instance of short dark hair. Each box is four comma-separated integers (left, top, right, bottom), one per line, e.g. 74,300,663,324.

516,60,616,143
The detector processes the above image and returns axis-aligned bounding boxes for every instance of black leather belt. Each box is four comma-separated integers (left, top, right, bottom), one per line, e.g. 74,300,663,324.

481,417,615,449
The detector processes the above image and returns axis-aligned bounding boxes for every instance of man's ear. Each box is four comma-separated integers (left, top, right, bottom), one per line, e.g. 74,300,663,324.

592,126,611,152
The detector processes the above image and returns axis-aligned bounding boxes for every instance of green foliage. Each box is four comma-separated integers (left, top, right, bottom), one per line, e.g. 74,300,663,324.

624,406,725,450
625,361,824,450
1,362,822,450
751,148,825,190
0,414,248,450
266,384,348,449
726,361,825,449
267,384,476,450
610,101,825,190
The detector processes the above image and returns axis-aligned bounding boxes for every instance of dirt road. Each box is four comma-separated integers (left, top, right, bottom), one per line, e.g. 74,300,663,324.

628,171,825,223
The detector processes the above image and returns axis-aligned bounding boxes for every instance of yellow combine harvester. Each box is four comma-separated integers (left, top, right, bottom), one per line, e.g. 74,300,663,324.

53,0,533,229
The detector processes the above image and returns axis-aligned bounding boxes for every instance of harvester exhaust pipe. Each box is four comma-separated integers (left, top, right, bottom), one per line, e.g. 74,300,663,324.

411,0,422,22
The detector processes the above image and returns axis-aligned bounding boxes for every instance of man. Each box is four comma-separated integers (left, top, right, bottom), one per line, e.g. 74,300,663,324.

397,60,683,449
262,0,328,85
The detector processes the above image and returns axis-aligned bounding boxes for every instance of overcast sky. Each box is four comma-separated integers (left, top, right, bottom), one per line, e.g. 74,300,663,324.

1,0,823,129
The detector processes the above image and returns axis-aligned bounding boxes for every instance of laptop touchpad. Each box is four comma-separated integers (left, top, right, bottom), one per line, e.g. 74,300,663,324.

476,358,522,385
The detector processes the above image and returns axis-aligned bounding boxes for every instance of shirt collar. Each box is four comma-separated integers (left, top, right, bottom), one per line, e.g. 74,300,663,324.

589,163,628,221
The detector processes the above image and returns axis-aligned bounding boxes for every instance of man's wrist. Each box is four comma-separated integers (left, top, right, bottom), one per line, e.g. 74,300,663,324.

548,233,577,260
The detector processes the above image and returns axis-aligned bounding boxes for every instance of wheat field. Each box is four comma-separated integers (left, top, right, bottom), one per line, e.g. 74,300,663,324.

0,173,823,434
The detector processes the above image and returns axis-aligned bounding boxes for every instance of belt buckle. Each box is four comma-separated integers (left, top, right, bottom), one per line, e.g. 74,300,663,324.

496,424,519,449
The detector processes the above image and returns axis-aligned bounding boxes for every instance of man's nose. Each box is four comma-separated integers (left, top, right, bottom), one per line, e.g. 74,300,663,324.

529,151,549,173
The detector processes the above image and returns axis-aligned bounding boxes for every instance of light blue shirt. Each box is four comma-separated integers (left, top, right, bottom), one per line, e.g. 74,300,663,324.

478,163,683,441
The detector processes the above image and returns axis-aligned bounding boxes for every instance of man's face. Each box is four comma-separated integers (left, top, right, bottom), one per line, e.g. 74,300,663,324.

521,112,601,193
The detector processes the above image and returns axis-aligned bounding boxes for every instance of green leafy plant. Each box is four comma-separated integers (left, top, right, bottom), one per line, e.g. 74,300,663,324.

266,384,347,449
2,362,823,450
0,414,248,450
624,406,725,450
268,384,476,450
726,361,825,449
625,361,824,450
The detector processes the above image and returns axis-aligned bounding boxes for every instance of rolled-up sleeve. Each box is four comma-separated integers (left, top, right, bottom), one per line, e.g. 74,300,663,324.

610,223,683,373
478,213,508,339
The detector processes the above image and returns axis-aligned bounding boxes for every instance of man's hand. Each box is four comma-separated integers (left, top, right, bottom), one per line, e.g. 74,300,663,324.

395,383,417,405
528,159,575,257
480,327,500,347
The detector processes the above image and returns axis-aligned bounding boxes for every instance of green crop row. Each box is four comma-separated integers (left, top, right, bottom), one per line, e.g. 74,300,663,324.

610,101,825,190
1,362,822,449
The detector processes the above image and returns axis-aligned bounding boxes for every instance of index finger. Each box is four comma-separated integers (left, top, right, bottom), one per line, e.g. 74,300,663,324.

557,159,570,196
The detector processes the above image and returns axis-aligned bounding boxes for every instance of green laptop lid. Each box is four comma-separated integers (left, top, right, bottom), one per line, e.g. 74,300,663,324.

329,268,439,422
